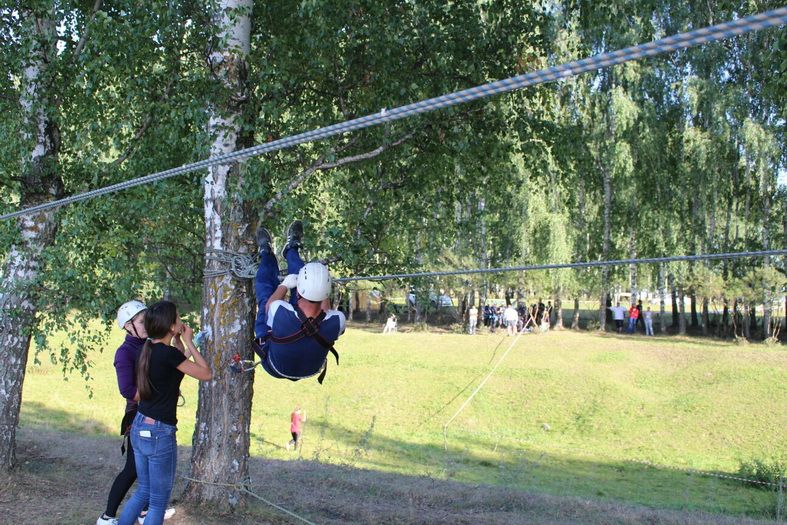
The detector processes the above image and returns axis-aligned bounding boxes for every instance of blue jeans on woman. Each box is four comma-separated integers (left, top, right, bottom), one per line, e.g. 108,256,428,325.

118,413,177,525
254,246,305,339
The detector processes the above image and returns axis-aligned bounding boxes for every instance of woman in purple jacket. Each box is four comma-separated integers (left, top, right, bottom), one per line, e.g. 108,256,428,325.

97,301,174,525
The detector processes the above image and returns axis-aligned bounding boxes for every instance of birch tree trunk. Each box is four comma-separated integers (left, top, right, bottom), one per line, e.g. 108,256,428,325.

658,264,667,334
669,272,678,328
677,284,687,335
599,164,612,331
690,293,698,329
185,0,255,510
0,9,61,470
701,298,709,336
761,191,771,340
783,194,787,332
628,228,637,306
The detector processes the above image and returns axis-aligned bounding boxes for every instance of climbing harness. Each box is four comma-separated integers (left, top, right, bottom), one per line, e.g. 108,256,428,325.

268,306,340,384
230,305,340,383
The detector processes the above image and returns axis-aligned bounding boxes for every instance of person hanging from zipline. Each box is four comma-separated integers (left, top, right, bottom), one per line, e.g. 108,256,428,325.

246,220,345,383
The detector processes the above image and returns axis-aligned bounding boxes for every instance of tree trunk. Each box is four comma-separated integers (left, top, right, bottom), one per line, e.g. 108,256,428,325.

0,10,61,471
629,229,637,305
669,272,679,328
690,293,698,328
571,297,580,330
732,300,739,338
701,297,709,336
553,295,563,330
658,264,667,334
365,292,371,323
185,0,254,511
598,162,612,331
677,284,686,335
760,157,773,340
743,303,751,340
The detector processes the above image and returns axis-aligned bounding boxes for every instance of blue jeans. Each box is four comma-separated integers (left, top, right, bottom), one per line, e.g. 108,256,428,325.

118,413,177,525
254,246,304,338
627,317,637,333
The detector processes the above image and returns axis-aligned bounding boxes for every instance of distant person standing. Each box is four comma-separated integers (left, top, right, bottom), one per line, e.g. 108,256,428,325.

537,299,545,326
627,304,639,333
643,306,655,336
636,299,644,331
503,304,518,336
489,307,498,333
609,302,627,333
288,407,306,451
468,305,478,335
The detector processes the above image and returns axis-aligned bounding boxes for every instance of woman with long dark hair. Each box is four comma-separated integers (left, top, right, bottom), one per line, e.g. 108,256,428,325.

118,301,211,525
97,300,173,525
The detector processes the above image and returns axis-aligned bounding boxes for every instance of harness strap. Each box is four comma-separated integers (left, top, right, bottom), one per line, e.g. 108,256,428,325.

270,310,327,344
268,305,339,383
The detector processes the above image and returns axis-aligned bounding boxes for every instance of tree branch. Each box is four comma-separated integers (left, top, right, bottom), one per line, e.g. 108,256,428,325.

260,132,415,219
72,0,103,61
111,71,177,167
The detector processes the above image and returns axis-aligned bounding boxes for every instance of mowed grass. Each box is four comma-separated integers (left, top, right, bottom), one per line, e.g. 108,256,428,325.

22,326,787,518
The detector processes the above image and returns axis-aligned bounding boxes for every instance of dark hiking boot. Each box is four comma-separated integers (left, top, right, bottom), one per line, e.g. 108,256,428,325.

281,219,303,257
256,226,273,256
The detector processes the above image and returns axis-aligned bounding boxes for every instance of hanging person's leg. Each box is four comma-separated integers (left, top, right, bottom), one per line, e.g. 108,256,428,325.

281,220,305,308
254,227,279,343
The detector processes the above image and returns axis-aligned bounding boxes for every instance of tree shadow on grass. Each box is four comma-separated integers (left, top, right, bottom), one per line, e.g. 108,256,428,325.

266,417,781,524
15,403,781,524
20,400,116,437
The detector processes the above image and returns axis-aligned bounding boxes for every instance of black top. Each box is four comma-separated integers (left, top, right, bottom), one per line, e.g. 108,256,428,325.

138,342,187,426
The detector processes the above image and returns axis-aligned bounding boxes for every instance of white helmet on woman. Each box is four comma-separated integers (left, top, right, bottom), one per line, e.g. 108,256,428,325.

297,262,332,302
117,300,147,329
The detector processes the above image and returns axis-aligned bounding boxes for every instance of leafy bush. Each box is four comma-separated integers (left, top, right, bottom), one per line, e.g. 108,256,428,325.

737,458,786,489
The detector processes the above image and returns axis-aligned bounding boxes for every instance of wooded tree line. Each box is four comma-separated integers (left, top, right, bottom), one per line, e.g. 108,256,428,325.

0,0,784,508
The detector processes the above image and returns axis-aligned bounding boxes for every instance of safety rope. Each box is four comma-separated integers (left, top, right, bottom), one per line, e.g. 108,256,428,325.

203,249,259,279
182,475,318,525
2,7,786,221
443,331,524,450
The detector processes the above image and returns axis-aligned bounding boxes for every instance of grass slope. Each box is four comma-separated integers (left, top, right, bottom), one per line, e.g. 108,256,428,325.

20,327,787,520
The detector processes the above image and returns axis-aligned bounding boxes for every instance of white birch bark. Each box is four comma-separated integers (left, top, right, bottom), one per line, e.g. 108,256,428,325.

0,10,60,470
186,0,255,510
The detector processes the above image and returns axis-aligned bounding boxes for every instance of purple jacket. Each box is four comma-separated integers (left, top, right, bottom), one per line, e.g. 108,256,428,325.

114,334,144,419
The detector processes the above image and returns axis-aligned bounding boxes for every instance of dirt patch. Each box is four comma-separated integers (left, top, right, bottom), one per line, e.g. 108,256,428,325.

0,427,779,525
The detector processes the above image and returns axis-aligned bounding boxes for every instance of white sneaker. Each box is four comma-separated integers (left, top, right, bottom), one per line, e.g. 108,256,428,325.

97,515,119,525
137,507,176,524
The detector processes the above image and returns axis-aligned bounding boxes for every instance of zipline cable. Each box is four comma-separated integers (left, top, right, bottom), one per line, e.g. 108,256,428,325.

335,250,787,283
2,8,786,221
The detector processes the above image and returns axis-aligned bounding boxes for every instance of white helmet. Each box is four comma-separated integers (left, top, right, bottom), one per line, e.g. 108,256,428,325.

117,300,147,329
297,262,332,302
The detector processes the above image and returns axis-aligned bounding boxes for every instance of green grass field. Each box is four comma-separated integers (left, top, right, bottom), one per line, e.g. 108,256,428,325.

21,326,787,519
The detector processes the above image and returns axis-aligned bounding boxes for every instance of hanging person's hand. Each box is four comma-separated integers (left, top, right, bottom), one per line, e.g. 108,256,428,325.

281,274,298,289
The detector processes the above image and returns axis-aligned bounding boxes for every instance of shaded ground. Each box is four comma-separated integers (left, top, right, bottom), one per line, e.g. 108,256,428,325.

0,427,780,525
